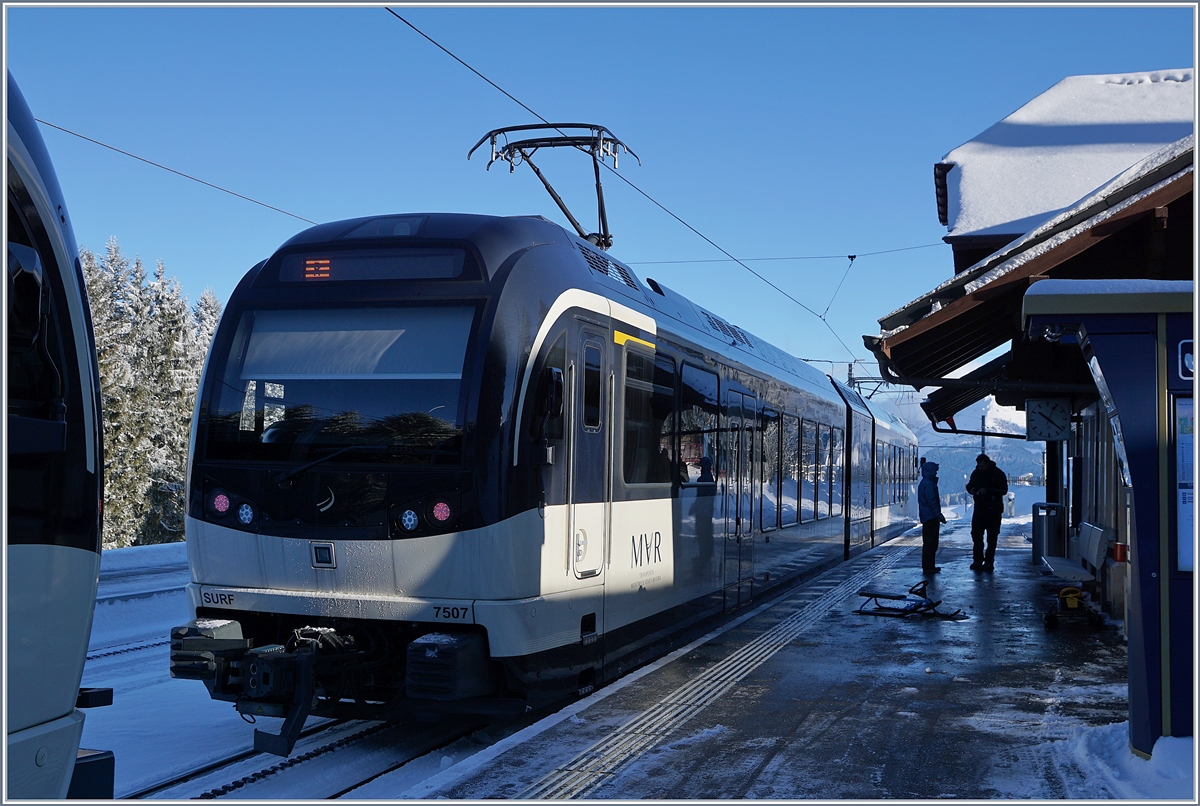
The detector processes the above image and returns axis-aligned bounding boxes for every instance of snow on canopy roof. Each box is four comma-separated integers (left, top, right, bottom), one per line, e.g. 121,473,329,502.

1022,278,1194,320
879,133,1193,337
940,69,1193,240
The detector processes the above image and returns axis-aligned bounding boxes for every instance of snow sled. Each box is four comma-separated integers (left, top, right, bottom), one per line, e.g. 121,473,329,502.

856,580,967,620
1043,586,1104,629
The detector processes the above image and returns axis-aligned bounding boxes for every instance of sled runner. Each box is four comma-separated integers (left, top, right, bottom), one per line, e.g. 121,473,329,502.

856,580,967,620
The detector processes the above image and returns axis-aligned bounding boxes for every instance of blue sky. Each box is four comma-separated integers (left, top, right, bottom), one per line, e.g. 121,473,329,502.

6,4,1194,379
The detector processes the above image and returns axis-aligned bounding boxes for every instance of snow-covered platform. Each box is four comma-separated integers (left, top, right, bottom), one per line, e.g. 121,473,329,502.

399,518,1138,799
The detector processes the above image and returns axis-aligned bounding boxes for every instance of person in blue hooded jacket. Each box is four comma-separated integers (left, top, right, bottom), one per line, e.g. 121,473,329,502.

917,459,946,574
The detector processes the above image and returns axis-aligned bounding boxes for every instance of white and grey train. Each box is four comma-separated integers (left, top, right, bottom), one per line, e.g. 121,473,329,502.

171,212,918,755
7,71,111,798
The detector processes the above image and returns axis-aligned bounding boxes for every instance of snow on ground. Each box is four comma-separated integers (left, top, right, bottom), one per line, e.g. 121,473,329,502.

89,589,190,650
91,540,190,649
94,539,190,604
1054,723,1194,800
99,540,187,574
82,545,279,795
80,642,264,796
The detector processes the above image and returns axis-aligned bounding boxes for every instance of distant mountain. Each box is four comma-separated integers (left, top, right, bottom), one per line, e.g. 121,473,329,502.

866,391,1045,499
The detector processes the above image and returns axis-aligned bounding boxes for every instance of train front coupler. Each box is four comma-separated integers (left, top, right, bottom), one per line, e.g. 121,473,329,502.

170,620,360,756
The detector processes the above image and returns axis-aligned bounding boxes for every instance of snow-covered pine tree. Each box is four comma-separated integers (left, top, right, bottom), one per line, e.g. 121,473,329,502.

193,288,223,349
80,239,222,548
81,239,144,547
137,260,194,544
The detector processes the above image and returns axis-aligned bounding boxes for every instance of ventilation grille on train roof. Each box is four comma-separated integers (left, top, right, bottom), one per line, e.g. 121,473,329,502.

580,246,640,290
701,311,754,348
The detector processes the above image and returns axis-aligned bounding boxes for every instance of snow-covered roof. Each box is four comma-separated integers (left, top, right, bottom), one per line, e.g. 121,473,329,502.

881,133,1194,336
938,69,1194,240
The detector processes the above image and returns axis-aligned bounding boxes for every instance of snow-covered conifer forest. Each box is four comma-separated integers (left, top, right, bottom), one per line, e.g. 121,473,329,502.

81,237,222,549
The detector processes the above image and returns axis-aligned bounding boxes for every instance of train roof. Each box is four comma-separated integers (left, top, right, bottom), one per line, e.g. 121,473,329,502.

274,212,842,404
275,212,572,282
638,276,837,397
829,379,872,419
859,396,917,443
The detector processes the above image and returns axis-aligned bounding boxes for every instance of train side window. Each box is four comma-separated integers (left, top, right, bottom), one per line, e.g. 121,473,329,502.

890,444,897,504
679,364,719,486
622,351,676,485
536,334,566,440
893,444,900,504
760,409,780,531
831,426,844,518
875,439,884,504
886,444,892,504
884,443,891,504
817,423,830,518
583,343,602,430
883,442,891,505
780,415,799,526
6,198,67,420
801,419,816,522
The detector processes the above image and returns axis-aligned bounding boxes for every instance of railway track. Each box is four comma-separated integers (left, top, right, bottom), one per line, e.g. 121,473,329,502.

86,637,171,662
130,717,481,800
125,719,350,799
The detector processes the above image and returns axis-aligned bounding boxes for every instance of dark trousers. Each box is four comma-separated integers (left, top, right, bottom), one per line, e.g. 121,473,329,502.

921,519,941,571
971,511,1002,567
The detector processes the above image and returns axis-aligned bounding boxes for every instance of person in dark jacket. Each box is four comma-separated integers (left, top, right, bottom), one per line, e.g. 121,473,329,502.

966,453,1008,572
917,460,946,574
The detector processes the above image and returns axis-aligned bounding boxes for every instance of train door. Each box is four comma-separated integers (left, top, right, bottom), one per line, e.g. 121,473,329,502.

724,391,755,608
568,322,609,580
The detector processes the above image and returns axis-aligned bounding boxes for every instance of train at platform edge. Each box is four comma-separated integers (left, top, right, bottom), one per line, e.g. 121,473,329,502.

170,212,918,755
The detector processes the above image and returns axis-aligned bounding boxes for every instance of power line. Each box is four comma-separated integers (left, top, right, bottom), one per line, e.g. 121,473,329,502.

822,254,856,319
797,357,872,365
627,242,943,265
384,8,865,361
600,163,863,356
35,118,318,226
384,8,545,124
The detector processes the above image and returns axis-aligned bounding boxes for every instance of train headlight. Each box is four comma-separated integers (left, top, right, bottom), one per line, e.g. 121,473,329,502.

399,509,419,532
238,504,255,525
431,500,452,523
210,492,231,516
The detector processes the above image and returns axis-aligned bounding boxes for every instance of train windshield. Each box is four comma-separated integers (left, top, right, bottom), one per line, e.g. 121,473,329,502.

203,306,475,465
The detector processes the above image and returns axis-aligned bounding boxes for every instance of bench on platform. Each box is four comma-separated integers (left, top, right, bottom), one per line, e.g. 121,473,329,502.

1042,522,1108,583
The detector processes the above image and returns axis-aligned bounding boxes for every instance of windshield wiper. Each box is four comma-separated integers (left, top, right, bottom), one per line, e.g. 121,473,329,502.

274,444,389,487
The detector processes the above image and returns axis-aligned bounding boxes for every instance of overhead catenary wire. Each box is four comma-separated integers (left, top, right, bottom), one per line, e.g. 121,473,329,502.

29,16,943,363
626,242,943,265
385,8,873,361
33,118,318,226
821,254,856,320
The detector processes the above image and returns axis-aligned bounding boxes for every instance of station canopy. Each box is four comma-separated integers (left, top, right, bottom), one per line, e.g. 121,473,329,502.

865,134,1194,429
